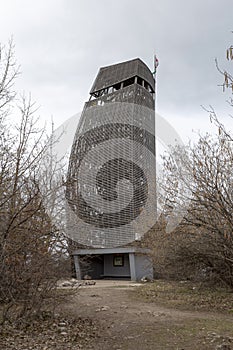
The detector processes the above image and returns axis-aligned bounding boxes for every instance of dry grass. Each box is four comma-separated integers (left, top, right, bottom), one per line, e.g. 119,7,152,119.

133,280,233,313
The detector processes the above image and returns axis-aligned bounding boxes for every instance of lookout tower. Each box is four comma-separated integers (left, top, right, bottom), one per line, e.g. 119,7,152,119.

66,58,156,280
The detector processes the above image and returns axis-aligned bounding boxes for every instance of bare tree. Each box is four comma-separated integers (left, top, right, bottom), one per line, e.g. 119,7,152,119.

150,39,233,287
0,39,19,111
156,133,233,286
0,41,69,324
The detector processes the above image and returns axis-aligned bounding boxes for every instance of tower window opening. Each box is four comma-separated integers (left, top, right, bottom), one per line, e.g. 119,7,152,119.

113,82,121,91
144,81,149,91
123,77,135,88
137,76,143,86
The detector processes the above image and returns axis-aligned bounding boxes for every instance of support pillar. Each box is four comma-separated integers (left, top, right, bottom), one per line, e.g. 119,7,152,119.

73,255,81,280
129,253,136,281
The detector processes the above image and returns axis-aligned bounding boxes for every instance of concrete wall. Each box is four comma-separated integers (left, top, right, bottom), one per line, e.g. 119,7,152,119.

104,254,130,277
135,254,153,280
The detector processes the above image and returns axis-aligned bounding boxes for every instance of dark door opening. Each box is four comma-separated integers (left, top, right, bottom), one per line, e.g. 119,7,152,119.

80,255,104,279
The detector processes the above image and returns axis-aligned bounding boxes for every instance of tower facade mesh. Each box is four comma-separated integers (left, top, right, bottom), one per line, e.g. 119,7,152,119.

66,58,156,248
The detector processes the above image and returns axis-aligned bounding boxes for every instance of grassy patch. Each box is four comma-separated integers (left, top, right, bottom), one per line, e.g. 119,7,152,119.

133,280,233,313
119,318,233,350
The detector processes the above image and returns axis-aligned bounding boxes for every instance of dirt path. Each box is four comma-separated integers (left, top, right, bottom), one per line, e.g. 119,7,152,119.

63,281,233,350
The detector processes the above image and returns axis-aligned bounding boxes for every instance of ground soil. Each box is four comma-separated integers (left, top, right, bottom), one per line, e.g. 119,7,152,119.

1,281,233,349
61,280,233,350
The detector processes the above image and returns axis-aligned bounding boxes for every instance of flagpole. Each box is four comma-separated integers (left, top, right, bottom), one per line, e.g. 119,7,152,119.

153,54,159,220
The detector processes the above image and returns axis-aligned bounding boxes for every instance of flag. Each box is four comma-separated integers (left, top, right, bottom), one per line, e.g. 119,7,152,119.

153,54,159,74
154,55,159,69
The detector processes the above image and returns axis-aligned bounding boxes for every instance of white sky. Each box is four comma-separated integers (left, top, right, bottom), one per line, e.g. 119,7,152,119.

0,0,233,143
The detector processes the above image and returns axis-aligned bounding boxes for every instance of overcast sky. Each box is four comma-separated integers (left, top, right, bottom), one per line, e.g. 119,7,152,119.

1,0,233,142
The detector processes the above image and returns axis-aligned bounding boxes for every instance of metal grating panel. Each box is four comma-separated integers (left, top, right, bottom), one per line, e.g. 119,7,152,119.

66,59,156,248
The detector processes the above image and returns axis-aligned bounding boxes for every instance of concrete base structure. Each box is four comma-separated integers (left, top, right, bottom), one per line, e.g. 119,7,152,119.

72,247,153,282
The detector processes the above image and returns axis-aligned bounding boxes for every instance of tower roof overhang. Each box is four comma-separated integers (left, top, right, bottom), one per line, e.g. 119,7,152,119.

90,58,155,95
